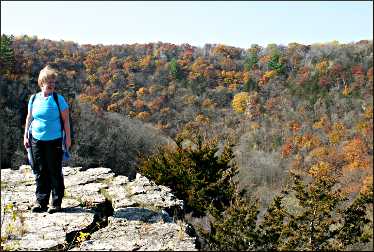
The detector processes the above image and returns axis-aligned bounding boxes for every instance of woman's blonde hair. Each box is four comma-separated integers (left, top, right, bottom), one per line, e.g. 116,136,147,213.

38,65,58,87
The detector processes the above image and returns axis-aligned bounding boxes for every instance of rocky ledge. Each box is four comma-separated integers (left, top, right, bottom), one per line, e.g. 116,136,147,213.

1,166,196,251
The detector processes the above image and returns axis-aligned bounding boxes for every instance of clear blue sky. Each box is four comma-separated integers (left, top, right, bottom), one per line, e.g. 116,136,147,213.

1,1,373,49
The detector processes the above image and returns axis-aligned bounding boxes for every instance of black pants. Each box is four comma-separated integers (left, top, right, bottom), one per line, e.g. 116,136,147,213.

31,136,64,207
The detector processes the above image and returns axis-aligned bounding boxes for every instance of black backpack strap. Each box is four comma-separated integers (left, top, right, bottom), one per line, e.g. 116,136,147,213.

29,93,36,124
31,94,36,107
52,92,64,137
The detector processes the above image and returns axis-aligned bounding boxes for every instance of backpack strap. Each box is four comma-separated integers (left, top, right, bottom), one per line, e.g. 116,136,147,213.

52,92,64,138
30,94,36,107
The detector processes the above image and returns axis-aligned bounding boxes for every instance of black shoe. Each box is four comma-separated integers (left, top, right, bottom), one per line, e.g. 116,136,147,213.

47,206,61,214
31,204,48,213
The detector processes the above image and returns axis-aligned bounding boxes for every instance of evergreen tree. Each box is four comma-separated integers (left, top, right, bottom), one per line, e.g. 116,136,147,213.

267,171,373,251
244,52,258,71
206,195,259,251
256,195,288,250
0,34,15,75
169,58,182,80
139,133,238,216
267,54,286,74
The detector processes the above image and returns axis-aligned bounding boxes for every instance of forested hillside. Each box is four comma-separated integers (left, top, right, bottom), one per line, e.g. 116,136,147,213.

1,34,372,250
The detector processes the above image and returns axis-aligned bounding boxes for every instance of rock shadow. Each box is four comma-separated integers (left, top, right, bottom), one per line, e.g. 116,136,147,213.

113,207,172,223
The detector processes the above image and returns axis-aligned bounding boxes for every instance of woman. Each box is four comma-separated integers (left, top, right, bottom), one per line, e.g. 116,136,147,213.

23,65,71,214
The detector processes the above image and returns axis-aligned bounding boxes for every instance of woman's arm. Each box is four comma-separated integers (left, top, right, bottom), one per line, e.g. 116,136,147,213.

23,110,33,149
61,109,71,149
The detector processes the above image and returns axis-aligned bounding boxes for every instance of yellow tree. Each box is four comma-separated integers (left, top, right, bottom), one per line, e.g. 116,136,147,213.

232,92,249,113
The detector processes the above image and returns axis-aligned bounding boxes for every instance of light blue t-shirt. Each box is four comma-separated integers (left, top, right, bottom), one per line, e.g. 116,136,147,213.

28,92,68,141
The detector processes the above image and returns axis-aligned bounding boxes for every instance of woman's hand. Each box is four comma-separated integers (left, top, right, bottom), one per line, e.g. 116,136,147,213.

24,135,30,149
24,113,32,149
65,136,71,150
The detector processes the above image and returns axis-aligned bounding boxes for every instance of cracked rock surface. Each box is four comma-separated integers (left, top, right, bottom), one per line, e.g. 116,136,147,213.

1,165,196,251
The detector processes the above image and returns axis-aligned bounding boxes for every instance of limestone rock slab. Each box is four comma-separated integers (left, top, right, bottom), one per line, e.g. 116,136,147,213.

1,167,196,251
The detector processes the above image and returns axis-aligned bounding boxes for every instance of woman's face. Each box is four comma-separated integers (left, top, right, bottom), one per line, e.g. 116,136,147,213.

41,76,56,95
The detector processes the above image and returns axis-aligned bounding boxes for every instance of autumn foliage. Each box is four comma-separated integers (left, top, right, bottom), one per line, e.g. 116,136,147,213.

1,34,372,250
